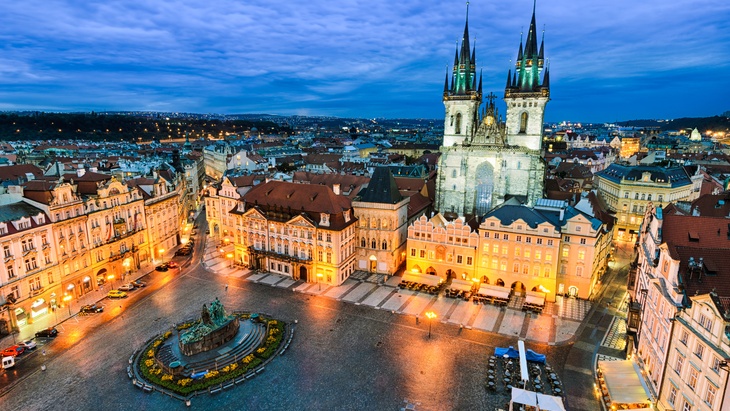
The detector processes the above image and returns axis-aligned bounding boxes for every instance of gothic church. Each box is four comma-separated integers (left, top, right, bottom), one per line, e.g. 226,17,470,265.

435,4,549,217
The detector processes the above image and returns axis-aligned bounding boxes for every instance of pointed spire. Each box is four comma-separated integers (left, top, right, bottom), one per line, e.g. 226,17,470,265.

453,43,459,67
506,69,512,88
517,39,523,62
471,40,476,66
478,70,483,93
542,61,550,88
538,27,545,60
444,66,450,93
524,0,539,57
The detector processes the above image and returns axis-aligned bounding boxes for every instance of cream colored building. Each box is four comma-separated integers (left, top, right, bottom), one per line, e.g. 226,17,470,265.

352,168,410,276
129,176,181,264
657,292,730,411
22,180,93,317
235,181,358,286
595,164,700,243
0,202,57,331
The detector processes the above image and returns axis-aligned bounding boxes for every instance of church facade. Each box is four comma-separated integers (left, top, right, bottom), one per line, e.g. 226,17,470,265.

435,6,549,217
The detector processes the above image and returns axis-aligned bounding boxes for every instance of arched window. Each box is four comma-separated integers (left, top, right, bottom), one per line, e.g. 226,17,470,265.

360,238,366,247
519,112,528,133
371,239,376,249
382,240,387,250
455,113,462,134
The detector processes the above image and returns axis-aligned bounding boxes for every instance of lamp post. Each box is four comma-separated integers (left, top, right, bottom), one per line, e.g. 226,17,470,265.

317,273,323,291
62,294,72,317
425,311,437,338
226,253,233,268
107,274,116,290
122,259,130,281
159,248,165,264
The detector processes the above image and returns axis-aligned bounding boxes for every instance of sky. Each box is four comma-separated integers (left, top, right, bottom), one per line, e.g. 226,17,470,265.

0,0,729,123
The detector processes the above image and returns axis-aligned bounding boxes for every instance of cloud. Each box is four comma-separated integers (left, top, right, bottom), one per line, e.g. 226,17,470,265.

0,0,727,120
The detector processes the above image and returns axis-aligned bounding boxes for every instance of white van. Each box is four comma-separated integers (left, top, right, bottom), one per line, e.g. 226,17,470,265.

2,356,15,369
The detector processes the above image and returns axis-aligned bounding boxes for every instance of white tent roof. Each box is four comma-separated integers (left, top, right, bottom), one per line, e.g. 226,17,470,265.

525,291,546,306
449,279,473,292
478,284,510,299
402,272,441,287
510,388,566,411
598,360,652,406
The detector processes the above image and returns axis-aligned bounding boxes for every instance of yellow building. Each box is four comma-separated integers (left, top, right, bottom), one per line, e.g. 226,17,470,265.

594,164,701,243
406,199,610,302
619,136,640,159
406,213,480,281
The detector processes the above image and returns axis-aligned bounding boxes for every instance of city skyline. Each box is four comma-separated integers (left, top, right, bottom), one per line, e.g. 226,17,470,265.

1,0,728,122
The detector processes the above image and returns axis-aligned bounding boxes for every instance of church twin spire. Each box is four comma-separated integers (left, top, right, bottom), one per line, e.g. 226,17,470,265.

445,3,481,97
505,1,549,95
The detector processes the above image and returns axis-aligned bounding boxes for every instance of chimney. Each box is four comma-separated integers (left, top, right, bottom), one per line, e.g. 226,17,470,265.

333,184,341,195
77,165,86,177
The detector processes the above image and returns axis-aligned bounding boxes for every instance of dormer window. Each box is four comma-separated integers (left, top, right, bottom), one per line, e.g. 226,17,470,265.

320,213,330,227
343,210,350,223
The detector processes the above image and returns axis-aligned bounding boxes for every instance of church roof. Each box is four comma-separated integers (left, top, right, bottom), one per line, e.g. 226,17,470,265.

356,167,403,204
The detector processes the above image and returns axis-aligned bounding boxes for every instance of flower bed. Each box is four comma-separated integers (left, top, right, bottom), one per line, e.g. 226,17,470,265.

137,314,284,395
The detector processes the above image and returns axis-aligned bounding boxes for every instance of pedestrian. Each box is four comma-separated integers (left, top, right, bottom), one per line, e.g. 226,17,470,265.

225,284,229,292
416,315,419,324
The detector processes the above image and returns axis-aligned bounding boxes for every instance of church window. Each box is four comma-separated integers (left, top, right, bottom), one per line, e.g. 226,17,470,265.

452,169,457,178
361,238,366,247
517,161,521,169
519,112,528,133
452,185,457,190
382,240,387,250
371,239,377,249
455,113,462,134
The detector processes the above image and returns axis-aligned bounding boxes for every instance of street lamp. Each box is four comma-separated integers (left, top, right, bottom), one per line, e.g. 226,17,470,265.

317,273,323,291
425,311,437,338
107,274,115,289
226,253,233,268
62,294,72,317
122,259,130,280
159,248,165,263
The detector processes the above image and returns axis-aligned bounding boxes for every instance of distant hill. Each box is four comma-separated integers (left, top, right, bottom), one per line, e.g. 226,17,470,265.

0,112,283,141
617,115,730,131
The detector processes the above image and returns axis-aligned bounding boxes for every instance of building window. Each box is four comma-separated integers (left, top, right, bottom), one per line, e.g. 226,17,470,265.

326,253,332,263
699,313,713,332
681,400,690,411
543,268,550,278
371,240,377,249
419,250,426,258
6,264,14,278
502,246,508,255
536,238,543,245
674,355,684,375
694,343,704,360
562,247,569,258
466,256,472,265
535,250,541,260
515,247,521,257
705,384,717,407
491,258,498,269
493,244,499,253
688,367,698,390
578,249,585,260
667,385,677,406
326,233,332,242
524,249,530,259
580,238,586,245
711,356,721,373
522,265,529,275
503,234,509,241
547,239,553,246
457,255,463,264
516,235,522,242
519,112,528,133
576,266,583,277
428,251,435,260
410,248,416,257
382,241,387,250
525,237,531,243
24,257,37,272
680,330,688,345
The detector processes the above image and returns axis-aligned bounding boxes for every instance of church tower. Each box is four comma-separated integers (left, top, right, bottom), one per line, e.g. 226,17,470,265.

504,2,550,151
442,6,482,147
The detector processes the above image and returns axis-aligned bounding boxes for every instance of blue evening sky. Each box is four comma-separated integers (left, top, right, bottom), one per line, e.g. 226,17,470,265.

0,0,728,122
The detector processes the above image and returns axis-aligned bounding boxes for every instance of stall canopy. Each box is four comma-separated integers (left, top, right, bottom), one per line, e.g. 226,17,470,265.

402,272,441,287
598,360,653,407
494,347,546,364
524,291,546,306
478,284,510,300
449,279,473,292
509,388,566,411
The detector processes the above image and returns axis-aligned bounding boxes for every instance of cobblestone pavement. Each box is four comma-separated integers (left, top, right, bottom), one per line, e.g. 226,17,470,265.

203,244,591,345
2,254,571,411
601,293,628,351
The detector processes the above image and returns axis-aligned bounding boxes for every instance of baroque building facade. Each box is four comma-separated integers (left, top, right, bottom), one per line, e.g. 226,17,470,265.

436,6,548,217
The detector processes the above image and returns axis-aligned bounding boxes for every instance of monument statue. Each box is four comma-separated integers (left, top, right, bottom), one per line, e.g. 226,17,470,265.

179,298,238,350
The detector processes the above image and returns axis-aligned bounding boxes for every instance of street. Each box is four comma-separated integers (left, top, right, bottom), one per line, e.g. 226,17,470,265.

0,227,634,410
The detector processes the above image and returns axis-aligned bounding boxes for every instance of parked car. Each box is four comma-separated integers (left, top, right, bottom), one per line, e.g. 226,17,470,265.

118,283,135,291
1,346,23,357
175,248,191,256
18,339,37,351
107,289,128,299
131,280,146,288
35,327,59,338
167,261,179,269
155,263,169,271
80,304,104,314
